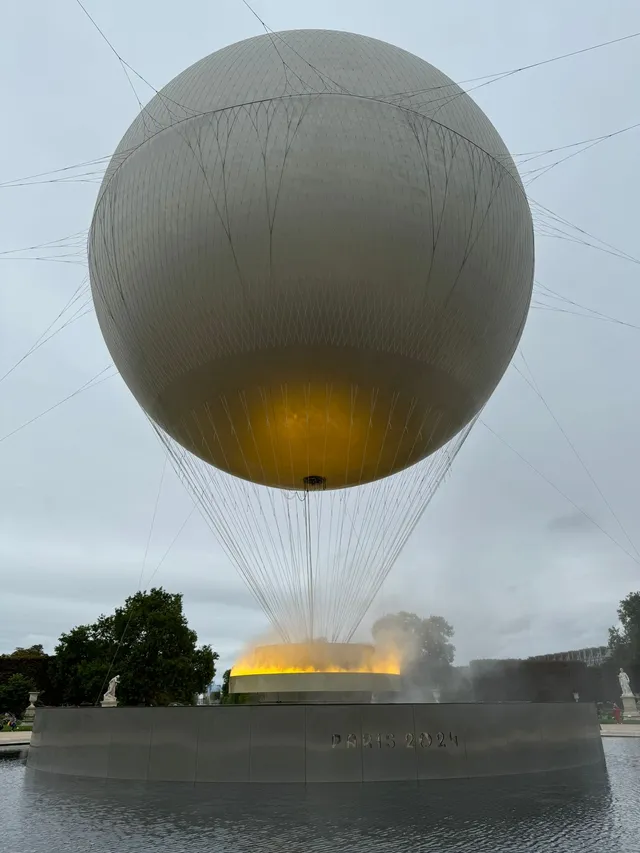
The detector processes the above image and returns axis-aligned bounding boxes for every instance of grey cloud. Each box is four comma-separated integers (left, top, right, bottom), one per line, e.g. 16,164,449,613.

2,0,640,670
547,511,598,533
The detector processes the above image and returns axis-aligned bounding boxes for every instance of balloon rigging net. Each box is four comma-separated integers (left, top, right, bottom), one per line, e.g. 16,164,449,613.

154,412,476,643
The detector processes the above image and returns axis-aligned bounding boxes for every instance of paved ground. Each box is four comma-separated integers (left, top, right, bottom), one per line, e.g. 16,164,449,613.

600,724,640,737
0,731,31,746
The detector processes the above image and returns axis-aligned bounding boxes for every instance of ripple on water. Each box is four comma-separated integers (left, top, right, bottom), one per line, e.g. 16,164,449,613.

1,740,638,852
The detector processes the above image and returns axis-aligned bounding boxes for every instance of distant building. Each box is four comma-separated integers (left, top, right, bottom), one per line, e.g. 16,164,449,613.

528,646,610,667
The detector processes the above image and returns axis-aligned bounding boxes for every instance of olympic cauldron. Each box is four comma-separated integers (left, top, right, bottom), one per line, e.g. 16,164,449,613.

229,642,402,703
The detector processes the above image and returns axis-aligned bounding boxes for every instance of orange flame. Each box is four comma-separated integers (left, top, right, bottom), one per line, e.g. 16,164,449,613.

231,642,401,677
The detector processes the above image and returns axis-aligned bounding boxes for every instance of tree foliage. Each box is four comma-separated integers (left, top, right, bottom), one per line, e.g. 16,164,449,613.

221,668,231,698
52,587,218,706
51,619,114,706
0,673,31,717
219,667,251,704
372,611,455,688
0,647,54,702
3,644,47,658
609,591,640,666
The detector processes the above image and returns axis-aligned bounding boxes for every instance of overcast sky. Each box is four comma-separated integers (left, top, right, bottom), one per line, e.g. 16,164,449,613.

1,1,640,675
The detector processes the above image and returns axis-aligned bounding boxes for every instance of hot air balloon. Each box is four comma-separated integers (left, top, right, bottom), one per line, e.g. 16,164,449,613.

89,30,533,646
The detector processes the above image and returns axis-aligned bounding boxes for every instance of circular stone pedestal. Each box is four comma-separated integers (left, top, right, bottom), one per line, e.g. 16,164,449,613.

27,703,605,784
230,670,402,703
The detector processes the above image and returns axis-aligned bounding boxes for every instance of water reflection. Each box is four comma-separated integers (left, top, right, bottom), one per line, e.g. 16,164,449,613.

1,741,639,851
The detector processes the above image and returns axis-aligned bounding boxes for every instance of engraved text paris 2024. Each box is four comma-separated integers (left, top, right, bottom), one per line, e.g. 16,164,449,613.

331,731,460,749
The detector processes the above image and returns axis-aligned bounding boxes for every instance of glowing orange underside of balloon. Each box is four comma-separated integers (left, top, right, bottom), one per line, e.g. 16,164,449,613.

170,383,446,490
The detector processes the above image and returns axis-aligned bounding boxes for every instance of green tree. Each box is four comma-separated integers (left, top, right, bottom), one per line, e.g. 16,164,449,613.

0,645,54,703
372,611,455,688
52,587,218,706
0,673,31,717
220,667,251,704
3,644,47,658
221,668,231,698
51,618,115,705
609,591,640,666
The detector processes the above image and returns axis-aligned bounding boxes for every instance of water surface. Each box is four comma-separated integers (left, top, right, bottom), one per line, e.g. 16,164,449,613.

1,739,637,851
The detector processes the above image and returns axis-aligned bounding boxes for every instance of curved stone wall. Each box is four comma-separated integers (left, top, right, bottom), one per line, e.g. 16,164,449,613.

27,702,603,784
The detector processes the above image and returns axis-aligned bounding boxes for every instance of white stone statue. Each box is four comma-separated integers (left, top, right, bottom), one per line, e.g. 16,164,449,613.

103,675,120,703
618,668,633,697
